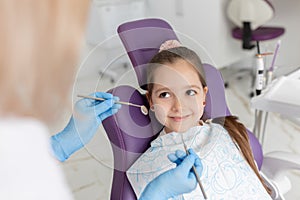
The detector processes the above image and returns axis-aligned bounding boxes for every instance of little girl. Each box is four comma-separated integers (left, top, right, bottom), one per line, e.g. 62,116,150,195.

126,41,271,199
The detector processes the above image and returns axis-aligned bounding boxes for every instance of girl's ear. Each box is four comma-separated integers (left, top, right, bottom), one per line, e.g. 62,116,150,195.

145,91,153,107
203,86,208,96
202,86,208,105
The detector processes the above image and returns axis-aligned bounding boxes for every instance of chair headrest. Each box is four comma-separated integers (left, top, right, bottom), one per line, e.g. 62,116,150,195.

118,18,179,89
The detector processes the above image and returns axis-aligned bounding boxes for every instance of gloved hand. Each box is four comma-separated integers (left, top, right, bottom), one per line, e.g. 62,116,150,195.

139,148,203,200
51,92,121,162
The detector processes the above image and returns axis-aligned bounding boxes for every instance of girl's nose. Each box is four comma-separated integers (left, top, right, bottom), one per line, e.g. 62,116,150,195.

171,97,183,112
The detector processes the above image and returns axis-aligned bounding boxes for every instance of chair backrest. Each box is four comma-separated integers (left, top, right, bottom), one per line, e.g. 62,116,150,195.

102,18,263,200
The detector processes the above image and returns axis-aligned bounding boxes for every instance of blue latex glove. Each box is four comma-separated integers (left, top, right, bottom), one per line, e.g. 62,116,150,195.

139,148,203,200
51,92,121,162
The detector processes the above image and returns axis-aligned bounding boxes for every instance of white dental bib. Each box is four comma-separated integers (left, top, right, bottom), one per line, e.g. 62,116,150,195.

126,123,271,200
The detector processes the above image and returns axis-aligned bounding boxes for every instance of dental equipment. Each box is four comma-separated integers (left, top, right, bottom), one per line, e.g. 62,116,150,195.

255,50,273,96
180,134,207,199
254,40,280,145
260,40,281,145
269,40,281,73
255,54,265,96
77,94,148,115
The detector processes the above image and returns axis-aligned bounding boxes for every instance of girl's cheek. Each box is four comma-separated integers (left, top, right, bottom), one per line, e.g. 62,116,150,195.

198,104,205,115
153,104,168,125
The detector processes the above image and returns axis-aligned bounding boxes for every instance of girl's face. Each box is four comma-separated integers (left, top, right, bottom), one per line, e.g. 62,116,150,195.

149,59,208,133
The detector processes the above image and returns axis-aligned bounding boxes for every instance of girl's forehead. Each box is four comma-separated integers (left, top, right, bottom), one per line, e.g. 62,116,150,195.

151,60,201,86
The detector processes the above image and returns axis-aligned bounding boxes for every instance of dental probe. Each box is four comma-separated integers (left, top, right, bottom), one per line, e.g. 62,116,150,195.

77,94,148,115
181,134,207,199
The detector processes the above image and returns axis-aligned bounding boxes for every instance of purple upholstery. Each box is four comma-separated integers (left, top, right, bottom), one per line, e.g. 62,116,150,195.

118,18,178,89
247,129,263,169
202,64,231,120
102,85,163,200
102,18,263,200
232,26,284,41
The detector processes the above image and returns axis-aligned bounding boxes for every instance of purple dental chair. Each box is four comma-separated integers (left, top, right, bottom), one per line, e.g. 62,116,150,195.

101,18,264,200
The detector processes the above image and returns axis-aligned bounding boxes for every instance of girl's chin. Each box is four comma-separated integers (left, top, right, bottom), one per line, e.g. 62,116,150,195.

165,127,189,133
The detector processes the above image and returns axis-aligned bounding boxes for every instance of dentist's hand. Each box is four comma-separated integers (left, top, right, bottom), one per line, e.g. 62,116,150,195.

139,148,203,200
51,92,121,162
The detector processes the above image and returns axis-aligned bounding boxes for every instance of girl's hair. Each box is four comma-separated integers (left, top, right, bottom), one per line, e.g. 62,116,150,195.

146,46,271,194
0,0,89,124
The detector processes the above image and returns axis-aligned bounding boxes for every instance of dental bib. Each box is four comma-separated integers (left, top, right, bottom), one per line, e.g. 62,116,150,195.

126,123,271,200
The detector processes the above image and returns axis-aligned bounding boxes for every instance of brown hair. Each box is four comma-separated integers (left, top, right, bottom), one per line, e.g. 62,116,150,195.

146,46,271,194
0,0,89,124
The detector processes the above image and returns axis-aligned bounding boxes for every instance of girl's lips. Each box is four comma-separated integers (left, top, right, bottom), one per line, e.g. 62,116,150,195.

170,115,190,122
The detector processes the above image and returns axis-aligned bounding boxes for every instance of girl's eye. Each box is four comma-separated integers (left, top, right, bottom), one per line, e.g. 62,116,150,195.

186,90,197,96
159,92,171,98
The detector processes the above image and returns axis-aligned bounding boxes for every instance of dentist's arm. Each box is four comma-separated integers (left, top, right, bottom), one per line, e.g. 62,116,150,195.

139,149,203,200
51,92,121,162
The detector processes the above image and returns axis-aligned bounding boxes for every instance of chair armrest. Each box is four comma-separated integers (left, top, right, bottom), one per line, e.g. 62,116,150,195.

261,151,300,196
